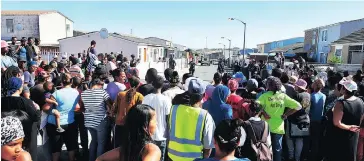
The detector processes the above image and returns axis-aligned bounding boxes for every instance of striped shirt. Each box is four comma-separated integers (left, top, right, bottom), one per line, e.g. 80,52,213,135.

86,53,97,72
81,89,110,128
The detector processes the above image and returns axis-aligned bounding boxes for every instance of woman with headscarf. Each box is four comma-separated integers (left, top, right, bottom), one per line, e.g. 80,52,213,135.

1,77,40,161
203,85,232,126
257,76,301,161
1,116,32,161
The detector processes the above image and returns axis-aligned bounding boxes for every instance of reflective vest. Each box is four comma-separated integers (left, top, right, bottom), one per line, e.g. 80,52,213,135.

168,105,207,161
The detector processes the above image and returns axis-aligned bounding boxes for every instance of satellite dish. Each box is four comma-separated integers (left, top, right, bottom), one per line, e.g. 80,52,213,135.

100,28,108,39
16,23,23,31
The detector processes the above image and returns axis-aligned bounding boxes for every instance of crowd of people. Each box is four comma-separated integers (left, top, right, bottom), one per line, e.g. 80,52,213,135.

1,38,364,161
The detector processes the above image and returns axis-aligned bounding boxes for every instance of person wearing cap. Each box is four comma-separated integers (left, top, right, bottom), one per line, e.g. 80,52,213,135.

324,80,364,161
23,61,38,88
285,79,311,161
1,116,32,161
163,71,185,101
256,76,301,161
1,40,18,72
168,79,215,160
69,56,84,79
17,56,27,72
308,78,326,161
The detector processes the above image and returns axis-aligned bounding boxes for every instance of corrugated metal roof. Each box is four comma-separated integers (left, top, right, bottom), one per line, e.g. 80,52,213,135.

332,28,364,45
269,42,304,53
304,18,364,32
257,37,304,46
1,10,73,22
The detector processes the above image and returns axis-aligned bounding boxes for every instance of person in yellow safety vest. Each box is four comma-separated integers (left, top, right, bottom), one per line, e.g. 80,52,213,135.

168,78,216,161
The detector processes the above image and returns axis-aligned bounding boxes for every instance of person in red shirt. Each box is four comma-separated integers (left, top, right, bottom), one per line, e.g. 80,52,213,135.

226,79,245,119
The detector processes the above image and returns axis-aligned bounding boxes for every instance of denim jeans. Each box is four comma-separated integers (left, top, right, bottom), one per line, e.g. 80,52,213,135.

75,112,88,151
271,133,283,161
155,140,166,161
286,134,303,161
88,118,111,161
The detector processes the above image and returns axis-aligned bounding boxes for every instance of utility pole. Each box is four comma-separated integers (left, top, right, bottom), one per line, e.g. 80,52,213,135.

205,36,208,49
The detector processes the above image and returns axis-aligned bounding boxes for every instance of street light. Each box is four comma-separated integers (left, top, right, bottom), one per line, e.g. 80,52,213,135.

218,43,226,59
221,37,231,67
228,18,246,62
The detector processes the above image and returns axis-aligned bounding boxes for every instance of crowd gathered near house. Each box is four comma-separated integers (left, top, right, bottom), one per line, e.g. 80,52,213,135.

2,10,364,161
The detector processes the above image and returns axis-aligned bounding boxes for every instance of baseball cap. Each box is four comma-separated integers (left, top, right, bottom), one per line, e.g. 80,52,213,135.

188,79,206,95
295,79,307,91
340,80,358,92
233,72,247,83
1,40,9,48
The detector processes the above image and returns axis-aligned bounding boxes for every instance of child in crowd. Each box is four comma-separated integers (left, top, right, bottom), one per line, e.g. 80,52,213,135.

43,81,64,133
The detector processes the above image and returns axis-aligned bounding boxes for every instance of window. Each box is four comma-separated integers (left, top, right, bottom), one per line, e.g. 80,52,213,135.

321,30,328,42
6,19,14,33
66,24,70,32
312,31,316,45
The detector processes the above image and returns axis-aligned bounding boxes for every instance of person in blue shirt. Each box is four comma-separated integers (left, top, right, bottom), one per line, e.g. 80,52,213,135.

195,119,250,161
43,73,81,161
309,78,326,161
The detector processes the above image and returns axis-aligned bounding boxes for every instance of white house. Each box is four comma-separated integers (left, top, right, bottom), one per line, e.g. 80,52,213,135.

58,31,166,62
1,10,73,53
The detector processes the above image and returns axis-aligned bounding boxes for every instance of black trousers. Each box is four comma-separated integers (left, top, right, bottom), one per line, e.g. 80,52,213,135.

75,112,88,150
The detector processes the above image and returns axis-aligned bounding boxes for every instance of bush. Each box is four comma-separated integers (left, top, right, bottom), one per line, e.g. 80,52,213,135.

328,56,342,64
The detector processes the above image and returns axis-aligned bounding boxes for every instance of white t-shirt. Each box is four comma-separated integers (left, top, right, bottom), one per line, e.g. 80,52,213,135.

106,61,117,74
142,93,172,141
162,86,185,101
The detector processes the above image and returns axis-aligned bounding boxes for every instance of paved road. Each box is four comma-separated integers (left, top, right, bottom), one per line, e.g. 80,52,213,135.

194,65,218,82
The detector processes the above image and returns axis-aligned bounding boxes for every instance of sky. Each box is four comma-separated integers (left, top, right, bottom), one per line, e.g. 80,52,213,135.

2,1,364,49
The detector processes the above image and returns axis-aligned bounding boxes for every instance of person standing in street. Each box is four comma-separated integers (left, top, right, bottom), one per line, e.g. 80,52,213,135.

168,79,215,160
189,59,196,76
309,78,326,161
142,75,172,161
169,55,176,70
257,76,301,161
25,37,35,62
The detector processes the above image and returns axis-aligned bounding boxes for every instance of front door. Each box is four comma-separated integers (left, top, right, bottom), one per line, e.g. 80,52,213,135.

144,48,147,62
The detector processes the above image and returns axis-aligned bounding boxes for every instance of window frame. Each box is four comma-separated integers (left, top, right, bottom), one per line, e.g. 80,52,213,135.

6,19,14,33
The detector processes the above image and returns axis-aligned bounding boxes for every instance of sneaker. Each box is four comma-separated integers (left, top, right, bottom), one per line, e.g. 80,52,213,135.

56,127,65,133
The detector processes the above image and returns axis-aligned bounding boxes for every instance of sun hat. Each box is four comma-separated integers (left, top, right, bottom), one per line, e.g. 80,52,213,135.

1,40,9,48
295,79,308,91
340,80,358,92
1,116,25,146
289,76,298,84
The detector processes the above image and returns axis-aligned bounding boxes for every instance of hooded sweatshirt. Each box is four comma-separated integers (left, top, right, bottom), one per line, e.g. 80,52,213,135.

202,85,232,126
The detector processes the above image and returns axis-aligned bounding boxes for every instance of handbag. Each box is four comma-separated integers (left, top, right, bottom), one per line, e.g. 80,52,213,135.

290,122,310,137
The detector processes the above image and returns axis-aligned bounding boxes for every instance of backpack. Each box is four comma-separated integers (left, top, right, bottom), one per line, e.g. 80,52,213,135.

244,121,272,161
